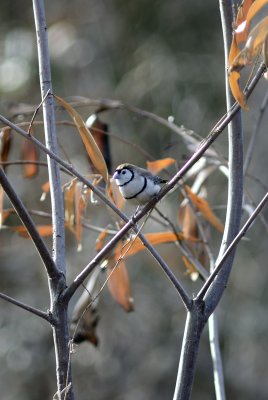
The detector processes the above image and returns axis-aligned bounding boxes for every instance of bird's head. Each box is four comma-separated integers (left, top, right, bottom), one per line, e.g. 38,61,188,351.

112,164,135,186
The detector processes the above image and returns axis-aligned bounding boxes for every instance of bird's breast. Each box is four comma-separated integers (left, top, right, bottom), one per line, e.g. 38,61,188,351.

119,176,161,204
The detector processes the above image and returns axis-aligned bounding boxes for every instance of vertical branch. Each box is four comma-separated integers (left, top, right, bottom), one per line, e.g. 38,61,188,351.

32,1,72,399
173,300,206,400
204,0,243,315
32,0,65,275
208,314,226,400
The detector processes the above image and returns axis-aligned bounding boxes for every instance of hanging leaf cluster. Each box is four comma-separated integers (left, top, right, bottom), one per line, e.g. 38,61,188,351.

229,0,268,107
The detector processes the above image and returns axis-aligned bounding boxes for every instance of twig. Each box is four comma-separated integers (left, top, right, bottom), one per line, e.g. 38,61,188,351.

0,63,265,304
63,213,192,310
28,89,50,134
0,291,52,322
154,207,209,279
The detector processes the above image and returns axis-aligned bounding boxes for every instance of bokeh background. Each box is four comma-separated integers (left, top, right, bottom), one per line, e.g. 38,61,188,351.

0,1,268,399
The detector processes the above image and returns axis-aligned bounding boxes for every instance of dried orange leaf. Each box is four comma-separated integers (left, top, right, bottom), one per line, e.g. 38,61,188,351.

0,127,12,168
178,203,198,240
231,16,268,72
72,306,99,346
244,0,268,30
96,228,109,252
116,231,196,259
13,224,53,238
86,114,111,172
147,158,176,174
40,180,50,202
54,95,109,184
75,182,86,250
107,251,134,312
2,208,13,225
182,255,199,281
235,0,255,43
64,179,76,232
108,178,124,209
185,185,224,233
21,140,39,178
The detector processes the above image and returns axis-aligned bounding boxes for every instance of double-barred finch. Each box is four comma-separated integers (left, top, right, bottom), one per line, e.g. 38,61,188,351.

112,163,168,205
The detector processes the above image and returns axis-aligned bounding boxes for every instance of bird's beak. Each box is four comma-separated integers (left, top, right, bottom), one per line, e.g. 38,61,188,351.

112,171,120,180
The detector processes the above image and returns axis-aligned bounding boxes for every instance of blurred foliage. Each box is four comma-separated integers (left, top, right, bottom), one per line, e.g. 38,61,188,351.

0,1,268,400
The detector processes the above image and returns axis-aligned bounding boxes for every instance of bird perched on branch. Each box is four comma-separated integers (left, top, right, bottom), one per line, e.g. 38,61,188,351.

112,163,167,205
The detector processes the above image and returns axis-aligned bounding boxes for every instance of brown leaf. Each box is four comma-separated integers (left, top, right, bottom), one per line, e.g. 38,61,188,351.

107,244,134,312
231,16,268,73
228,0,268,107
72,307,99,346
95,228,109,252
75,182,86,250
178,203,198,240
108,178,124,209
54,95,109,184
64,179,76,233
147,158,176,174
235,0,255,43
13,224,53,238
0,127,12,169
185,185,224,233
21,138,39,178
228,36,247,108
182,255,199,281
86,114,111,173
114,231,196,260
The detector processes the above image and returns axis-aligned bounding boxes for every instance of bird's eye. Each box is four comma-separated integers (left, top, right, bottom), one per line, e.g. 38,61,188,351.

122,170,126,175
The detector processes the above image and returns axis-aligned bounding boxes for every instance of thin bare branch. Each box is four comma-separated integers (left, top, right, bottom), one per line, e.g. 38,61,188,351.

33,0,66,275
0,168,58,278
198,190,268,301
0,291,52,322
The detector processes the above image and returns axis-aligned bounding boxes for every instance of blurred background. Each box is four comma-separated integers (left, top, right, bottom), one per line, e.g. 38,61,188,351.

0,0,268,399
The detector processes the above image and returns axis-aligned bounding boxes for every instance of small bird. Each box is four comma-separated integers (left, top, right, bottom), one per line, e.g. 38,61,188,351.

112,163,168,205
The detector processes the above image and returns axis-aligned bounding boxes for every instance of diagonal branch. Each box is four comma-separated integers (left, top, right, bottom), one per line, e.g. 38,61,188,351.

198,190,268,301
0,291,52,322
0,64,265,306
62,217,192,309
0,168,59,279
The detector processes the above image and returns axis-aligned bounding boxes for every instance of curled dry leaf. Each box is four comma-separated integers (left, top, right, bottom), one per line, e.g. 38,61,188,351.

86,114,112,173
40,180,50,201
12,224,53,238
0,127,12,170
147,157,176,174
178,202,198,240
182,255,199,282
185,185,224,233
107,241,134,312
71,306,99,346
113,231,197,260
108,178,124,209
54,95,109,185
21,138,39,178
64,179,89,249
228,0,268,106
95,228,109,252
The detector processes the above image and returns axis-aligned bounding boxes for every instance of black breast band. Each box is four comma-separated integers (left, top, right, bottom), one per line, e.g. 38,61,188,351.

125,176,147,200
